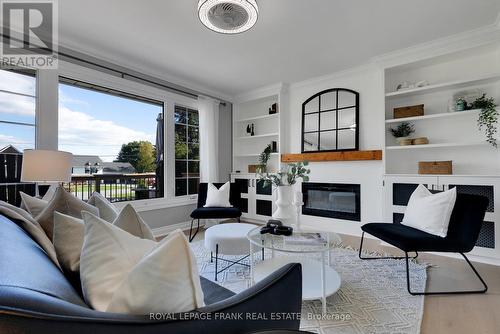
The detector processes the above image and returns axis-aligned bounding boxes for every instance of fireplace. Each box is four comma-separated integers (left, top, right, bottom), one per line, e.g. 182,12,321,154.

302,183,361,221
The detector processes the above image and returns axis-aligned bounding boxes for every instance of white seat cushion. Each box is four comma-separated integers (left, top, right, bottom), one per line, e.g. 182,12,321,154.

204,223,257,255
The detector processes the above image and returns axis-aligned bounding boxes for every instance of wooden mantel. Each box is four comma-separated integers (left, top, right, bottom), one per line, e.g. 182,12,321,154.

281,150,382,162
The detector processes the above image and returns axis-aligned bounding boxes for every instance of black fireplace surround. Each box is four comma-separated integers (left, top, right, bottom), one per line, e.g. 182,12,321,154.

302,182,361,221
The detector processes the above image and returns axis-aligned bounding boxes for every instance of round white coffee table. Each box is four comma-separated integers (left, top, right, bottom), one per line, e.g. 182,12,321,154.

247,227,342,314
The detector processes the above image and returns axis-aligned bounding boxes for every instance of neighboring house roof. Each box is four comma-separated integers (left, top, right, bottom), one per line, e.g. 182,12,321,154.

0,145,22,154
72,155,103,167
101,162,136,174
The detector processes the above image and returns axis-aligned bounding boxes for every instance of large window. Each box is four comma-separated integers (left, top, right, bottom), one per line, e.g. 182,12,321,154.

58,78,164,202
174,105,199,196
0,68,37,152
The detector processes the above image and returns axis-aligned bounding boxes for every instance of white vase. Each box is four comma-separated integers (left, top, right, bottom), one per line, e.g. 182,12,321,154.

273,185,295,226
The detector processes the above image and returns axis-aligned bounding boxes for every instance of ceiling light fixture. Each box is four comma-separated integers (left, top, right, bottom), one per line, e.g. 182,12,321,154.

198,0,258,34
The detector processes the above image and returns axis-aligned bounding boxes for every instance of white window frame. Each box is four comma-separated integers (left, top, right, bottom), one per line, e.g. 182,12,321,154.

55,61,199,211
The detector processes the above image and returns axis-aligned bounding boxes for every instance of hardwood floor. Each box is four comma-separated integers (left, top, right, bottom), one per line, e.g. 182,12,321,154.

340,234,500,334
184,226,500,334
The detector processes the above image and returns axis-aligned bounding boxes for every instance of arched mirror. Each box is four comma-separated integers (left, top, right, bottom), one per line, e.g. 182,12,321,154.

301,88,359,153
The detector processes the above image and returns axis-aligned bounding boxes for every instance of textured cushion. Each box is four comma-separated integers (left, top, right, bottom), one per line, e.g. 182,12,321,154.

204,182,232,208
87,192,118,223
36,186,99,241
191,207,241,219
53,211,85,273
113,204,155,240
19,185,56,211
0,201,61,269
53,204,155,275
19,192,48,217
80,211,205,314
402,184,456,237
362,223,462,252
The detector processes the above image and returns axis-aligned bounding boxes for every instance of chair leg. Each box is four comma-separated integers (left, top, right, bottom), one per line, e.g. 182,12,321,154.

237,216,241,223
210,252,213,263
189,219,200,243
215,244,219,281
358,232,418,260
405,252,488,295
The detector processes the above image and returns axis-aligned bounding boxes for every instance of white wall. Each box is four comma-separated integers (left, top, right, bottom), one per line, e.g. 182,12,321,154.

286,65,385,236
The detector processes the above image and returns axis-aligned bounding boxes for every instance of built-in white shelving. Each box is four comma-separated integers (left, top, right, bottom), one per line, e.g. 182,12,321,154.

232,84,288,175
385,109,481,123
236,113,279,123
385,73,500,98
236,133,279,140
386,141,487,150
234,153,280,158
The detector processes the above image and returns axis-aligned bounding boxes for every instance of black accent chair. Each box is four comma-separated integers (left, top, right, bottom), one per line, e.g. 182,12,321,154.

359,193,489,295
189,183,242,242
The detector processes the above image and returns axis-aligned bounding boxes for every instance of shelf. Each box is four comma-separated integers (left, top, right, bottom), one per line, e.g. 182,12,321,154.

386,142,487,150
237,133,279,140
234,153,280,158
384,173,500,178
385,109,481,124
236,114,279,122
385,73,500,98
281,150,382,162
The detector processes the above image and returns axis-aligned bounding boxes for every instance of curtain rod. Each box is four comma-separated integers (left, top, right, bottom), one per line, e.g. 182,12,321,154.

0,33,227,105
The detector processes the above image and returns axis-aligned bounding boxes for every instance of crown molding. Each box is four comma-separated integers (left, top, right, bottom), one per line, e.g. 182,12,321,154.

371,16,500,69
288,63,379,90
232,82,287,103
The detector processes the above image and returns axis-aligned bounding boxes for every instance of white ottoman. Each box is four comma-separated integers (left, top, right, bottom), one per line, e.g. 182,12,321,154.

204,223,262,281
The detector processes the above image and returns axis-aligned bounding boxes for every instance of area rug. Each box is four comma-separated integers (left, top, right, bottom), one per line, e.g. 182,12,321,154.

191,241,427,334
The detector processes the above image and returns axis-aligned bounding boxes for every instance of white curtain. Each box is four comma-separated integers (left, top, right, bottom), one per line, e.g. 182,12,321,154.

198,96,220,183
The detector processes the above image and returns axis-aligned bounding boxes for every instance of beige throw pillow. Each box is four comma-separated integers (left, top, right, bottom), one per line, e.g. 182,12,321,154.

0,201,61,269
36,186,99,241
53,211,85,273
20,192,48,218
53,204,155,274
19,185,57,212
113,204,155,241
87,192,118,223
80,211,204,314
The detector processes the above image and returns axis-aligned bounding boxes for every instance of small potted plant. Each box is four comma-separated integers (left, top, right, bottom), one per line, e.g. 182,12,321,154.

256,144,272,173
472,93,498,147
389,122,415,145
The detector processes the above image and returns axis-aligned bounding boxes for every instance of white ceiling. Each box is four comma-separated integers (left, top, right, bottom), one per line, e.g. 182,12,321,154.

59,0,500,97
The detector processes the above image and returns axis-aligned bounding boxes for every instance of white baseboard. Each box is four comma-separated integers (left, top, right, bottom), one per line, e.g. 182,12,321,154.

152,220,205,238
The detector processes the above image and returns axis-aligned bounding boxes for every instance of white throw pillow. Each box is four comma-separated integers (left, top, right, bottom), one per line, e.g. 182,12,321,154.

204,182,232,207
88,192,118,223
80,211,205,314
402,185,457,237
113,204,155,241
53,204,155,274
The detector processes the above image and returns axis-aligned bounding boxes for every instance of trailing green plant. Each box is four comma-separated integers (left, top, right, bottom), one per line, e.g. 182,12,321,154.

472,93,498,148
256,144,272,173
259,161,311,187
389,122,415,138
